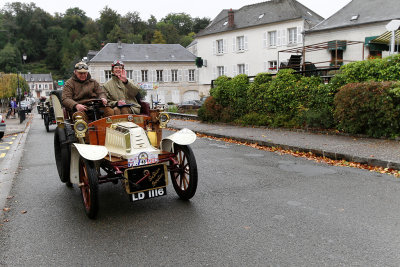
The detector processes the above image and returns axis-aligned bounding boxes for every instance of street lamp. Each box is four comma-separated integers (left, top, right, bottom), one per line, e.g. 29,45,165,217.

18,53,27,123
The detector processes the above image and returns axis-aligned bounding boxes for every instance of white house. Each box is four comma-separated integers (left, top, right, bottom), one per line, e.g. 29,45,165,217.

303,0,400,67
88,43,205,104
191,0,323,85
22,73,54,99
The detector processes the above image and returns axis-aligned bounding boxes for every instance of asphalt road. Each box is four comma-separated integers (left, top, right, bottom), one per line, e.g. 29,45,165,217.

1,115,400,266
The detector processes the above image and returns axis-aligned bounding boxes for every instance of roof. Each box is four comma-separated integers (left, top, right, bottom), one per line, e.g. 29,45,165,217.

307,0,400,33
196,0,323,37
89,43,196,63
22,73,53,82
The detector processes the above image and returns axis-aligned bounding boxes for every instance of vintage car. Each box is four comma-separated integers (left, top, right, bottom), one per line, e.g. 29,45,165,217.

50,90,198,219
43,99,56,132
0,114,5,139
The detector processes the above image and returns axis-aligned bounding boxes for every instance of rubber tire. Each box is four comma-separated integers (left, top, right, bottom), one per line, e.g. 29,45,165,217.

0,132,3,139
54,127,71,183
44,114,49,132
170,144,198,200
79,158,99,219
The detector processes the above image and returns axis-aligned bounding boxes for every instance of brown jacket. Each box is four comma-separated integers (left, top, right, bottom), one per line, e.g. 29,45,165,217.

62,73,106,111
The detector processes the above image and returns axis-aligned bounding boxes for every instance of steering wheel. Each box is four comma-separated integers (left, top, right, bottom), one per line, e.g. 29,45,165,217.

79,99,105,121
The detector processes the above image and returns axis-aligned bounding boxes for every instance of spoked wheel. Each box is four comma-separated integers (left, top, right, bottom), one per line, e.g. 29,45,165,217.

79,157,99,219
44,114,49,132
170,144,198,200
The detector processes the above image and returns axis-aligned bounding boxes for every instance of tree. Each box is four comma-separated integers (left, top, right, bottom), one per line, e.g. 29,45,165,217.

0,43,21,73
162,13,193,35
156,22,180,44
193,17,211,33
97,6,121,40
180,32,196,47
151,30,166,44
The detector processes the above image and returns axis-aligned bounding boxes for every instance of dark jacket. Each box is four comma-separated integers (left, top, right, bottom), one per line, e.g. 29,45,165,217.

62,73,106,111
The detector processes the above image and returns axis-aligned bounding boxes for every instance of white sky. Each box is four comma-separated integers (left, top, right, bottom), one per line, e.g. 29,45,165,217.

1,0,352,21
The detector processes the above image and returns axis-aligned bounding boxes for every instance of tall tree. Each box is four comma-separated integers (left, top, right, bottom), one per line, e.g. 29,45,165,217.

162,13,193,36
97,6,121,41
151,30,166,44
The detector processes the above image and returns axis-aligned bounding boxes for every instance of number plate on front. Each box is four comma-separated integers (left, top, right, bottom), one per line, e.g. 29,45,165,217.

124,163,168,201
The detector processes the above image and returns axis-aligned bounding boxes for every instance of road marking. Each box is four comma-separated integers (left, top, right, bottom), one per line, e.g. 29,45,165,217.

0,153,5,158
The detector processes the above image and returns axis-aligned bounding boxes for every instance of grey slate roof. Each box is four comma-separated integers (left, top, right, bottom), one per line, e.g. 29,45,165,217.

89,43,196,63
196,0,323,37
307,0,400,33
22,73,53,82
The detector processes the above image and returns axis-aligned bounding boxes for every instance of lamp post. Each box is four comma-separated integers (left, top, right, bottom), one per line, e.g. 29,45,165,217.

18,53,27,123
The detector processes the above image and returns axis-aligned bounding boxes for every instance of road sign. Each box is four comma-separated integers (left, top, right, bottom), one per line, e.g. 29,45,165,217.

58,80,64,86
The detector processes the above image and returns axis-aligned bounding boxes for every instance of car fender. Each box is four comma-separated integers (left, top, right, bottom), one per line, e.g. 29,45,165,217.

160,128,196,152
69,144,108,184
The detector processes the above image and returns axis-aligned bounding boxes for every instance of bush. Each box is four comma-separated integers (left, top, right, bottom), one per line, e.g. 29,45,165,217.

197,96,223,122
236,112,272,126
334,81,400,137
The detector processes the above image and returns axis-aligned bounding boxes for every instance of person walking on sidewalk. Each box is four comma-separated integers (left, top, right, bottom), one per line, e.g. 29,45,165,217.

102,60,141,115
62,61,114,121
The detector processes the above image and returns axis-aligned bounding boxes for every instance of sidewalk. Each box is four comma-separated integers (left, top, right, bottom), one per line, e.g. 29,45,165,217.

168,117,400,171
2,112,33,136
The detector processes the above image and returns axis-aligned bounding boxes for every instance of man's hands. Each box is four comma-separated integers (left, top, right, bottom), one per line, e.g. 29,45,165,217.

117,100,126,106
75,104,87,112
101,98,107,105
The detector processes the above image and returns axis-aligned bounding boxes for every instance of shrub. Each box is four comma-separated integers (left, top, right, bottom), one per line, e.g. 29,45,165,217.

236,112,272,126
334,81,400,137
197,96,223,122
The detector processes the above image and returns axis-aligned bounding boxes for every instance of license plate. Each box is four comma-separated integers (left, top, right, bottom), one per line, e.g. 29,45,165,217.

124,163,168,200
131,187,167,202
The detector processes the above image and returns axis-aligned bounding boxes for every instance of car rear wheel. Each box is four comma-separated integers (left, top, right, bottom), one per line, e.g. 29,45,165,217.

54,126,71,183
79,158,99,219
0,132,3,139
44,114,49,132
170,144,198,200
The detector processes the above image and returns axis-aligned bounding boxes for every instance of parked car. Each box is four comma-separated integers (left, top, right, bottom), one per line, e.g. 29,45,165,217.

0,114,5,139
177,100,202,110
20,100,32,112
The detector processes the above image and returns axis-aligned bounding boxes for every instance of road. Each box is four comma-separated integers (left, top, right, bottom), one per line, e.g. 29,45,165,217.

1,114,400,266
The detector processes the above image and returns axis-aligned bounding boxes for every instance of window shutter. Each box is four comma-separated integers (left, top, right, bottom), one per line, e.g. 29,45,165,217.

244,36,248,50
178,69,183,81
195,69,198,82
264,62,268,72
263,32,267,48
152,70,157,82
213,41,216,55
137,70,142,82
223,39,227,54
168,70,171,82
100,70,105,83
232,37,236,53
277,30,281,46
213,67,217,79
245,64,249,75
281,29,287,46
184,70,189,81
297,26,303,44
233,65,237,76
224,65,228,76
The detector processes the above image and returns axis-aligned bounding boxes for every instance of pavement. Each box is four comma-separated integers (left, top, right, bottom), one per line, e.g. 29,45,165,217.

2,112,33,136
167,114,400,171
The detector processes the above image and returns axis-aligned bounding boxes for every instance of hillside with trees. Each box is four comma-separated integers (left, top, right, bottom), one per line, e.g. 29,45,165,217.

0,2,210,80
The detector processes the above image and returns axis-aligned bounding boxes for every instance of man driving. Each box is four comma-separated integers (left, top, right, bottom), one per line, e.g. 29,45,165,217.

62,61,114,121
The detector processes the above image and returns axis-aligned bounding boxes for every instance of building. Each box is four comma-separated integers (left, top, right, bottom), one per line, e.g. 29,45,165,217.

192,0,323,85
303,0,400,67
22,73,54,99
88,43,203,104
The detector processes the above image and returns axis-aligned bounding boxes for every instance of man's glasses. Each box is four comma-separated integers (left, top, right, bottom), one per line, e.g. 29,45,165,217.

75,64,88,70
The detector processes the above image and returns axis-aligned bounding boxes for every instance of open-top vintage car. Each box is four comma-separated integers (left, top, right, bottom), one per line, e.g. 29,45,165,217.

50,90,198,219
43,99,56,132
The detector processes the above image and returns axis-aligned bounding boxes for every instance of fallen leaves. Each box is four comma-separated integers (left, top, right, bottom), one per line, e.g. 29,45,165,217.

3,207,10,212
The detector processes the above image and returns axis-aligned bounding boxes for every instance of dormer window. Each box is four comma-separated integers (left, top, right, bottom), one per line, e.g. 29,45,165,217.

223,21,228,26
350,15,359,21
258,14,264,19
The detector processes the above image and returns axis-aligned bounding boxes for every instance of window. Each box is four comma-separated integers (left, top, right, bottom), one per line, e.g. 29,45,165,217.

188,69,195,82
217,39,224,54
269,61,277,70
171,70,178,82
288,28,297,44
268,31,276,47
39,84,42,89
369,50,382,59
141,70,148,82
156,70,163,82
237,36,245,51
217,66,225,77
44,84,48,89
126,70,133,79
237,64,245,74
331,50,343,66
105,70,112,81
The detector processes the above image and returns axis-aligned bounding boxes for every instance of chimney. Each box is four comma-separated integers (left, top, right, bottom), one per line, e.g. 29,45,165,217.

228,9,234,28
117,37,122,49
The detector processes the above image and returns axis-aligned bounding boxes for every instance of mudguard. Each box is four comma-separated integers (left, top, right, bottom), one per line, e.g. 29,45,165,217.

70,144,108,184
160,128,196,152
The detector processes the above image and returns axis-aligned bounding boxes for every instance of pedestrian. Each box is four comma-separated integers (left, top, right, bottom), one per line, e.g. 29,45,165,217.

10,97,17,118
102,60,142,115
62,61,114,121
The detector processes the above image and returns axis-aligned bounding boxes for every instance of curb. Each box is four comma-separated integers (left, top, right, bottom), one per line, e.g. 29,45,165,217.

168,125,400,171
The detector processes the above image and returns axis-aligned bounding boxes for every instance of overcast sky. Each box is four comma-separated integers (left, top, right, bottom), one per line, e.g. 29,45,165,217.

1,0,352,20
